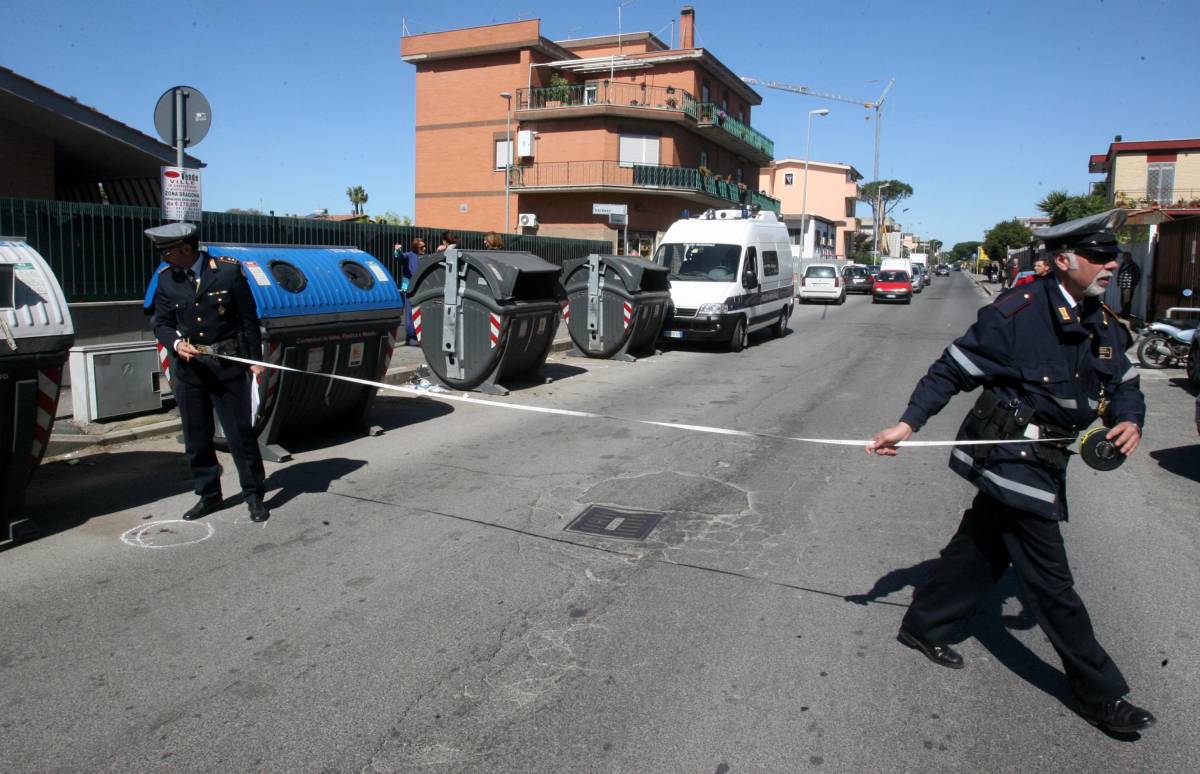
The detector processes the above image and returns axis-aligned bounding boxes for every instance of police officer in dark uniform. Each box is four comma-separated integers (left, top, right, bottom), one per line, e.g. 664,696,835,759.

866,210,1155,734
147,223,269,523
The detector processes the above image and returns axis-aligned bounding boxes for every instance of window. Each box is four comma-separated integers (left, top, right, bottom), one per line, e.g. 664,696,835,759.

763,250,779,276
584,83,598,104
1147,162,1175,204
784,173,794,185
619,134,660,167
494,139,513,170
699,150,708,169
743,246,758,277
701,83,710,103
654,242,741,281
736,167,744,184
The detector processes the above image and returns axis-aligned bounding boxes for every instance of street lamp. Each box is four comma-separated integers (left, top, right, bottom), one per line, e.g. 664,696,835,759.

499,91,513,232
798,108,829,261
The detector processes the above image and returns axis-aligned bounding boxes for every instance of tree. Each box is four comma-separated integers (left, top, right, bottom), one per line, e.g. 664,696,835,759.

858,179,913,255
928,239,943,257
1036,189,1108,225
225,207,264,215
951,240,982,262
346,185,369,215
983,219,1033,266
376,211,413,226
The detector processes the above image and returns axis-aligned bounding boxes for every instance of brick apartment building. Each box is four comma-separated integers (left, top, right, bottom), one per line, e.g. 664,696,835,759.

401,7,780,256
758,159,861,259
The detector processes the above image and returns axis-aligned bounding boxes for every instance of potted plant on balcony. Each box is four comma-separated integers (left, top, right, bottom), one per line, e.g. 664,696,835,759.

544,73,571,108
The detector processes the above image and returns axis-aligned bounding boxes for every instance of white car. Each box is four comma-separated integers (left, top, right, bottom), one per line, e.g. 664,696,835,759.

798,262,845,304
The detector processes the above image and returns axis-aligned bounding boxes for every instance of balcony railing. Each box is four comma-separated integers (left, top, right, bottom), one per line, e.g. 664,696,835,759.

508,161,780,213
1113,189,1200,209
696,103,774,159
518,82,698,118
516,84,774,160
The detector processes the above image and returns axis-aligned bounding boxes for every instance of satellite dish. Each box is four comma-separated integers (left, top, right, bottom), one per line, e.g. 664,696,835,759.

153,86,212,148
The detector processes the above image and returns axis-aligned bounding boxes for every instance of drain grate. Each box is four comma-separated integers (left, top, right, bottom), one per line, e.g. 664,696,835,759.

564,505,662,541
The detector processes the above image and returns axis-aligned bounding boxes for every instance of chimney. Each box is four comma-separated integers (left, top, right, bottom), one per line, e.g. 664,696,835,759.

1113,134,1122,142
679,6,695,49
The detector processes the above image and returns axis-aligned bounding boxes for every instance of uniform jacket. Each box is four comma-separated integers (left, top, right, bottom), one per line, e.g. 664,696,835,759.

153,252,262,386
899,276,1145,520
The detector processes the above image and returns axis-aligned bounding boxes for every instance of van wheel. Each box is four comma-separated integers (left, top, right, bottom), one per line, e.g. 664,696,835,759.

771,308,788,337
728,318,748,352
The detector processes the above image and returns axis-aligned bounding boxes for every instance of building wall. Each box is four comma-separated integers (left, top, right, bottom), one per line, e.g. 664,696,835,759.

1112,152,1200,201
760,162,858,257
516,190,692,251
0,116,55,199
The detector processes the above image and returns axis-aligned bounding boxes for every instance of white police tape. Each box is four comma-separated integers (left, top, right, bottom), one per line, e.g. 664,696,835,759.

214,354,1076,449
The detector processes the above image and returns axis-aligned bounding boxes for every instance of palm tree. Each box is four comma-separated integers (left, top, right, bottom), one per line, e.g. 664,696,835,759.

346,185,368,215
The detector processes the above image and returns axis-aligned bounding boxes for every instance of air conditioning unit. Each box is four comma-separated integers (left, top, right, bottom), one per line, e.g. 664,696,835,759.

518,213,539,228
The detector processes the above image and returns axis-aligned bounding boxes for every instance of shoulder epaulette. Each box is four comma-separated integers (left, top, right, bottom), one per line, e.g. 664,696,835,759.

993,287,1035,318
1100,302,1134,335
157,264,172,274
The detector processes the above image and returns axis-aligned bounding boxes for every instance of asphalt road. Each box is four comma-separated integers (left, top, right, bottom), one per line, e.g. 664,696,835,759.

3,272,1198,772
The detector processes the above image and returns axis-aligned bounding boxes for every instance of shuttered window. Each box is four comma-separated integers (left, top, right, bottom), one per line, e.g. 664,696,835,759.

619,135,660,167
1147,162,1175,204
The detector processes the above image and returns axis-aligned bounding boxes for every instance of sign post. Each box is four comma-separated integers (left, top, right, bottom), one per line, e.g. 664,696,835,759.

153,86,211,221
593,203,629,255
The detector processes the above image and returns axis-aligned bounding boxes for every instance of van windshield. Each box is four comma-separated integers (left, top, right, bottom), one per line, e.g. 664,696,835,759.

654,243,741,282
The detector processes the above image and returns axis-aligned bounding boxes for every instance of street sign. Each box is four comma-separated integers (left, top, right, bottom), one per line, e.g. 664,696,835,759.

608,213,627,226
153,86,212,148
592,203,627,217
161,166,203,221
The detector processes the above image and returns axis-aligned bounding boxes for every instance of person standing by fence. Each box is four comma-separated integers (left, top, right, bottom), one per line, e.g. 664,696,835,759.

1116,251,1140,318
398,238,425,346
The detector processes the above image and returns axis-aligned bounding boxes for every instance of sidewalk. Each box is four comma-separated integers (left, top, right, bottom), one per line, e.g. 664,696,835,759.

47,332,576,461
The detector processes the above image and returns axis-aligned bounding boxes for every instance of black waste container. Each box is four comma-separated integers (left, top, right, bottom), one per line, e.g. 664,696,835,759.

1,238,74,543
409,248,561,395
197,244,404,462
561,253,670,361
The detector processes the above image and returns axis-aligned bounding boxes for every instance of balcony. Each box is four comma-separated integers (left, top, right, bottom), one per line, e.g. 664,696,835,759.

515,84,774,164
696,103,774,160
508,161,781,213
1114,189,1200,210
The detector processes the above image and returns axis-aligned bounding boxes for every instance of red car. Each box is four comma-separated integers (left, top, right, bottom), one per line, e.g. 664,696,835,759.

872,269,912,304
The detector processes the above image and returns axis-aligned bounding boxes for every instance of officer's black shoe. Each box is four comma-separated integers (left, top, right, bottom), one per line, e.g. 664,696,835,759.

1077,697,1156,734
183,495,223,521
897,628,964,669
246,495,270,523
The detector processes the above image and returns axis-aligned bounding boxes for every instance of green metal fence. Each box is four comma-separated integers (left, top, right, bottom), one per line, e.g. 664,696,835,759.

0,198,611,303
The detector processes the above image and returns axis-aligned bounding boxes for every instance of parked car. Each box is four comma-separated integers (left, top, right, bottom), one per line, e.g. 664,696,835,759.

842,265,874,294
866,264,881,277
935,264,950,276
799,263,846,304
910,264,925,293
872,269,912,304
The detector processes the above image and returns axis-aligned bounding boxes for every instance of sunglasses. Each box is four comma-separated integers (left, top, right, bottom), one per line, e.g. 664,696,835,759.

1068,251,1114,265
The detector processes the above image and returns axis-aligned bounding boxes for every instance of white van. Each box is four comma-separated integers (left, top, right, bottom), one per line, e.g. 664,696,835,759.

879,257,912,277
654,209,795,352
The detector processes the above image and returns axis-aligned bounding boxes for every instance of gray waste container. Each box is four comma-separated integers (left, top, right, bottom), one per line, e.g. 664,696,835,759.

409,248,561,395
561,253,671,361
1,238,75,543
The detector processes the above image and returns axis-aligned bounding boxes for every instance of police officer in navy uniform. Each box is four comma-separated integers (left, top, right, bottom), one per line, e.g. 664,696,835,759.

867,210,1155,734
147,223,270,523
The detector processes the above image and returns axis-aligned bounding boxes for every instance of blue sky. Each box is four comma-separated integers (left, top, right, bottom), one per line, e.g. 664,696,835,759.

5,0,1198,246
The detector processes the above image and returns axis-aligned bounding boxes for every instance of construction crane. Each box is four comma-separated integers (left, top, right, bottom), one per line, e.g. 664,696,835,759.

742,76,895,255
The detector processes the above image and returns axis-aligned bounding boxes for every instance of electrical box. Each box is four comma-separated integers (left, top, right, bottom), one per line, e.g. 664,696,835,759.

517,130,534,158
69,341,163,423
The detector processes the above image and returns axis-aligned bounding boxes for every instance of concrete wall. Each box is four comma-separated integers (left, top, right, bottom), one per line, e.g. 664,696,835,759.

761,162,858,257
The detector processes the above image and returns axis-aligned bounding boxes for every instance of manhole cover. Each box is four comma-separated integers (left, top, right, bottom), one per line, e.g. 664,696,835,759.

564,505,662,541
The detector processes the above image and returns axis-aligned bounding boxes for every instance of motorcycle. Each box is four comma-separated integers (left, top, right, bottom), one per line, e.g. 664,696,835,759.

1136,317,1197,369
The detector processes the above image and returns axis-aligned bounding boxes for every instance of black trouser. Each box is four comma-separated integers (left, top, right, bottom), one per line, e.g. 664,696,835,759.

174,370,265,500
901,491,1128,703
1120,287,1133,317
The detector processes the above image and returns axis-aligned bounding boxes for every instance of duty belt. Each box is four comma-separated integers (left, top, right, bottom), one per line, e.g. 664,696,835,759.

190,338,242,357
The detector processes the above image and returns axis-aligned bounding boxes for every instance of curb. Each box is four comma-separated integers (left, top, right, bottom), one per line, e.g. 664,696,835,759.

45,337,578,462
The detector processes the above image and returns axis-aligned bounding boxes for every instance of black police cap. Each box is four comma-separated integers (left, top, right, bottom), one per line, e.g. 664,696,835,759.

1033,209,1126,254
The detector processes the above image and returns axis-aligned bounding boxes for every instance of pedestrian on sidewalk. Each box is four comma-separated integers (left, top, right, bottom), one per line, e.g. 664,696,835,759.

866,209,1155,735
1117,251,1141,318
436,232,458,253
483,231,504,250
147,223,269,523
1014,256,1052,287
397,238,425,346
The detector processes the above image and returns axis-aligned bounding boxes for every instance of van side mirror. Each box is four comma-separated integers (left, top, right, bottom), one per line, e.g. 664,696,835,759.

742,270,758,289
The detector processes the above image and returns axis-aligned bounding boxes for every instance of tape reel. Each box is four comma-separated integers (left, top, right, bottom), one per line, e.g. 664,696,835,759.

1079,427,1125,471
